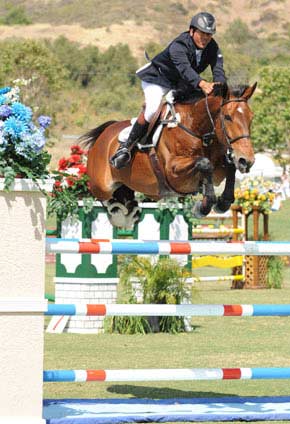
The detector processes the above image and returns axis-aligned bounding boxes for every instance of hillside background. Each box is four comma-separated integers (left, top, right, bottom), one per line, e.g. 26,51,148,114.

0,0,289,167
1,0,290,49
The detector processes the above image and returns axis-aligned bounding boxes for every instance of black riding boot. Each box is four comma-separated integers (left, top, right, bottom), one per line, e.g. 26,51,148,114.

110,119,149,169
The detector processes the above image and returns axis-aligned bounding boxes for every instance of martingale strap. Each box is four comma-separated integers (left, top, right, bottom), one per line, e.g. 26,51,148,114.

148,151,178,197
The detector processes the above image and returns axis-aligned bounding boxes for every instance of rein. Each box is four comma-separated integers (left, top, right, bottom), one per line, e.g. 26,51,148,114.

162,96,250,161
161,103,212,146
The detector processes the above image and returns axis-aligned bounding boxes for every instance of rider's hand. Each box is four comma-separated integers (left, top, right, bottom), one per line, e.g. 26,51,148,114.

198,80,215,95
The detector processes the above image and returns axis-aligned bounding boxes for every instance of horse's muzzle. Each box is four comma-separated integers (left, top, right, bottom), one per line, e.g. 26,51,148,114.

237,157,253,174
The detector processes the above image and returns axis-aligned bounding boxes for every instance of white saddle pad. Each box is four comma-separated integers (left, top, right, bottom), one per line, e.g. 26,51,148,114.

118,118,137,144
118,104,177,148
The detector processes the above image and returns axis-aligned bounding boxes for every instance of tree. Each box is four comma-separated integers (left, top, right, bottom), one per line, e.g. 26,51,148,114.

251,66,290,158
48,37,100,87
0,5,32,25
91,43,142,116
0,39,67,114
224,18,256,47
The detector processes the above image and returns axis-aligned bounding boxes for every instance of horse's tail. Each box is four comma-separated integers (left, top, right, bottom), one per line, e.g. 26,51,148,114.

79,120,117,149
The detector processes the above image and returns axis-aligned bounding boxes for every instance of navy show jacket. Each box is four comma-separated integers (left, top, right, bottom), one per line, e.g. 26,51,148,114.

136,31,226,90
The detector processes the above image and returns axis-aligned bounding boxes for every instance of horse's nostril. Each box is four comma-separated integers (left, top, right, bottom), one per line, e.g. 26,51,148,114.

238,158,250,173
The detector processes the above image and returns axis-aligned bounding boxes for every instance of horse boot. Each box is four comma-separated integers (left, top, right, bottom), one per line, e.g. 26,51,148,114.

110,114,149,169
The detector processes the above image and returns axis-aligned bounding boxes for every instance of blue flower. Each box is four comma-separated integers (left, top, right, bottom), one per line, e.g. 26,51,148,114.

14,141,32,159
0,87,11,95
11,102,32,123
0,95,7,105
0,85,50,189
0,105,12,119
22,130,46,152
3,116,28,139
38,115,51,129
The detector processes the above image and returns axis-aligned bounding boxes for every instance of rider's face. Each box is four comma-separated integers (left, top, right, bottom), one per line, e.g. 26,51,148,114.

191,29,212,49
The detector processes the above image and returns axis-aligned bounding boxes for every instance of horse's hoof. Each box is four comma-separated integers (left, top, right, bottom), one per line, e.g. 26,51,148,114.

213,204,226,214
213,197,233,214
104,200,128,216
125,199,139,212
103,199,141,230
193,201,208,219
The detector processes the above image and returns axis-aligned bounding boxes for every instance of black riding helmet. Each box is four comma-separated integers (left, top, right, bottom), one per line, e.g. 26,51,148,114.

190,12,216,34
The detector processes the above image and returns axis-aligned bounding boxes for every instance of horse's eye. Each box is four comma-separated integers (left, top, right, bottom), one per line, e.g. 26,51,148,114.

224,114,232,121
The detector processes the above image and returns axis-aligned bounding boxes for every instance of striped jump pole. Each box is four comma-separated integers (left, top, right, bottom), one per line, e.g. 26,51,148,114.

46,303,290,317
46,238,290,256
192,227,244,234
44,367,290,383
192,275,244,283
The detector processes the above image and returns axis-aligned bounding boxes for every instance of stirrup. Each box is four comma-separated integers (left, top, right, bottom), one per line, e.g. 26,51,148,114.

109,146,131,169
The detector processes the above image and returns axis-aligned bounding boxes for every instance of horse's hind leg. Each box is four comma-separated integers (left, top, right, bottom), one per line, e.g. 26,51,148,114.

192,158,217,218
104,185,142,229
214,164,236,213
113,185,135,203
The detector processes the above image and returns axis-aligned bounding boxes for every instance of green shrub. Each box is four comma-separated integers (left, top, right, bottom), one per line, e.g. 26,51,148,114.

105,257,195,334
1,6,32,25
266,256,284,288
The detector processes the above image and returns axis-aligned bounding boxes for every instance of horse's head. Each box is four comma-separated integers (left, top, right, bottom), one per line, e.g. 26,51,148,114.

215,83,257,173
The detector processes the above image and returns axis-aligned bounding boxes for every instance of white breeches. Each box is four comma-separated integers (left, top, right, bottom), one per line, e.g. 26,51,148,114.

141,81,170,122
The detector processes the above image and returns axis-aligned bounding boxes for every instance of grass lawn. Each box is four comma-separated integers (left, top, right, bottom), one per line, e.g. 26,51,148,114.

44,200,290,423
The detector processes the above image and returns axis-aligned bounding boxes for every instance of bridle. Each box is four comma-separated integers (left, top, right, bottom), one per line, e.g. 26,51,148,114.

218,97,251,163
163,95,251,165
220,98,250,144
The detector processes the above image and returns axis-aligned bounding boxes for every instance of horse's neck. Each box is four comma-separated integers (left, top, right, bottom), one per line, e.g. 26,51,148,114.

174,96,222,133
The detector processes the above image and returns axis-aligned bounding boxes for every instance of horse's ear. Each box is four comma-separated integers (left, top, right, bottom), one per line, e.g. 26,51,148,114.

242,82,257,100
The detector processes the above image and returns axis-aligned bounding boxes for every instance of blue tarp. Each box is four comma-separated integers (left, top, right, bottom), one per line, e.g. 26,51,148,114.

43,396,290,423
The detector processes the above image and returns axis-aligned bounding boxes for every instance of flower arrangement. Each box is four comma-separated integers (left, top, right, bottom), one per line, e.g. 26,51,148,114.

0,85,51,190
234,176,275,214
48,144,95,221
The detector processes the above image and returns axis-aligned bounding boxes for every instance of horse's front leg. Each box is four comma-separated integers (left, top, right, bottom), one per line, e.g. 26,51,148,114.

214,163,236,213
192,157,216,218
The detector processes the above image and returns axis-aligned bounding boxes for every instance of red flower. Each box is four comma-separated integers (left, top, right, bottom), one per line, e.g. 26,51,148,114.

71,145,84,155
68,154,82,165
58,157,69,170
75,163,87,175
66,176,76,187
53,180,63,192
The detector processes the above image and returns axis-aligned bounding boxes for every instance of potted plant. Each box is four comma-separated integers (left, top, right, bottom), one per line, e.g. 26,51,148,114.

0,85,51,190
48,144,95,221
234,176,275,215
106,256,195,334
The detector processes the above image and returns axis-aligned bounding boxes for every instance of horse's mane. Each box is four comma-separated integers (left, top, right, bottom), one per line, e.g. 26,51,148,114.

173,83,249,104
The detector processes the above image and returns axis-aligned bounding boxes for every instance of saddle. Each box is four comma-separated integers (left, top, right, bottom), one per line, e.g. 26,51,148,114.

118,93,180,150
117,93,182,197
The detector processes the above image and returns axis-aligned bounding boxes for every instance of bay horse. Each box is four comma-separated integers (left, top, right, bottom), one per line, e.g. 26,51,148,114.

82,83,256,228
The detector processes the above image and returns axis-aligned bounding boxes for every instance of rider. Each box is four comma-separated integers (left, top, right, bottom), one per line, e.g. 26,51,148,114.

110,11,227,169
